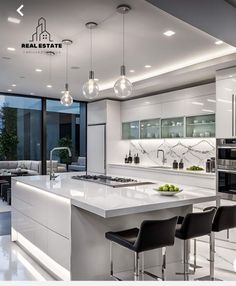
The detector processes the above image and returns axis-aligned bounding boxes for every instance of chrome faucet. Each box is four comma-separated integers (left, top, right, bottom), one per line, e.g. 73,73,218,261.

157,149,167,165
49,147,72,180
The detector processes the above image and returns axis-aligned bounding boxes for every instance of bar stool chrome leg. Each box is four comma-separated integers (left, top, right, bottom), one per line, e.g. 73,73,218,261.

210,232,215,280
109,242,121,281
161,247,166,281
184,240,189,281
134,252,140,281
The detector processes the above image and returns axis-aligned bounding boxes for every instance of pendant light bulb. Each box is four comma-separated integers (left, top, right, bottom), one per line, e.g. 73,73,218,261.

83,22,99,100
114,65,133,98
82,71,99,99
61,39,73,106
61,83,73,106
114,5,133,98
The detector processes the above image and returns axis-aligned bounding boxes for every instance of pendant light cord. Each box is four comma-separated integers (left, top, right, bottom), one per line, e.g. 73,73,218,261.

65,44,69,84
90,28,93,71
122,13,125,66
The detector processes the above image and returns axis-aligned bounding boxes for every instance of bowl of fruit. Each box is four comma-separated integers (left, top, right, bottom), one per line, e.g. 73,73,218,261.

154,184,183,196
186,166,204,171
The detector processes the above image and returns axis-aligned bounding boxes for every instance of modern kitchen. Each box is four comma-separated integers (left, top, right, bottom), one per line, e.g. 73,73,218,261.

0,0,236,283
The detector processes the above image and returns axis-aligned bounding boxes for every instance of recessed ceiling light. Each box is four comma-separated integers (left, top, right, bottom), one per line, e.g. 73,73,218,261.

8,17,21,24
207,99,216,103
202,109,214,113
145,101,151,104
163,30,175,37
7,47,15,51
7,89,12,92
30,92,35,95
94,79,99,81
215,40,223,45
61,90,65,94
192,101,204,106
47,84,52,88
35,68,42,72
144,65,152,68
12,84,16,87
129,69,135,73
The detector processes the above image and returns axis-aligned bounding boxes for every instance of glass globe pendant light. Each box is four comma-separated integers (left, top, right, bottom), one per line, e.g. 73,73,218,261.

114,4,133,98
61,39,73,106
82,22,99,99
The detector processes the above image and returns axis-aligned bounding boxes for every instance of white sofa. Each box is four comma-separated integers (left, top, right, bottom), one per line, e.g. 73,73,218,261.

0,160,67,175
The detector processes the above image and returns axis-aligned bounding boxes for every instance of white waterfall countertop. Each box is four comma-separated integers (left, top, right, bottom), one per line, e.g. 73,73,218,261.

12,172,217,218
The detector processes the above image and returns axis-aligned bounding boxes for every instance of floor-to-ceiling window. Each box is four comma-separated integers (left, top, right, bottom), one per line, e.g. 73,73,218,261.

0,94,42,174
0,94,87,175
46,99,86,173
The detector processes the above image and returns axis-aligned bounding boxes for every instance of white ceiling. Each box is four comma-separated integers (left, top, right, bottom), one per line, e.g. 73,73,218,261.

0,0,235,102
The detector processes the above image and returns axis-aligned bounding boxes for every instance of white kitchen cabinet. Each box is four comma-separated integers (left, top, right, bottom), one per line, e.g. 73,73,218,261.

216,71,236,138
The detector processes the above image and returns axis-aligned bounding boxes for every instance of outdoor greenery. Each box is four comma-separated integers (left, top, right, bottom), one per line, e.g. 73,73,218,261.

0,106,18,160
58,136,72,164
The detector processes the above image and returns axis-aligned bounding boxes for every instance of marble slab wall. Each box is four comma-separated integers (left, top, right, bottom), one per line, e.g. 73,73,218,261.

128,138,216,168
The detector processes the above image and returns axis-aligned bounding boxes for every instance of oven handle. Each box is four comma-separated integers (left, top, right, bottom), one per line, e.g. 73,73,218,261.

218,168,236,174
217,145,236,149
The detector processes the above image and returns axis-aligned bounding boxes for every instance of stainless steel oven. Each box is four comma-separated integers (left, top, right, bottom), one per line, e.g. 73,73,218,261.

217,138,236,200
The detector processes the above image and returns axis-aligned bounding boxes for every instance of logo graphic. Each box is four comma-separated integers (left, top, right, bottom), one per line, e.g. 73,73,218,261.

30,17,52,42
21,17,62,52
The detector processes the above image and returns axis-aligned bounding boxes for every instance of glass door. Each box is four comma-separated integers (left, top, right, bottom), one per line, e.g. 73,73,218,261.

122,121,139,139
140,119,160,139
161,117,184,138
186,114,215,138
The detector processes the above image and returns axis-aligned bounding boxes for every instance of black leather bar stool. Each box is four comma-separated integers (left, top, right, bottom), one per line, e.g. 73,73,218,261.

105,216,178,281
201,205,236,280
175,208,216,281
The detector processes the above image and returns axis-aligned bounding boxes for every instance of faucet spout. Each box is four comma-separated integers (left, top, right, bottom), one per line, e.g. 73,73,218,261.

49,147,72,180
157,149,167,165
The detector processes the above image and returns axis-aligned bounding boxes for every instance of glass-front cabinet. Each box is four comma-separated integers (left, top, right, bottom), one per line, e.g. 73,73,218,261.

122,121,139,139
161,117,184,138
140,119,160,139
186,114,215,138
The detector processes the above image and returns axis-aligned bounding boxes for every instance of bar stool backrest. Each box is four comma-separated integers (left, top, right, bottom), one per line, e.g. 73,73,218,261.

212,205,236,232
134,216,178,253
179,209,216,240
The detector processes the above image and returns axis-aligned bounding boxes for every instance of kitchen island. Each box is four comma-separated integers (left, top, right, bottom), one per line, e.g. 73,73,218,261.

11,172,217,281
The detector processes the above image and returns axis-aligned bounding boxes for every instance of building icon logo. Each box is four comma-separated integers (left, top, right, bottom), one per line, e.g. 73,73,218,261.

21,17,62,52
30,17,53,42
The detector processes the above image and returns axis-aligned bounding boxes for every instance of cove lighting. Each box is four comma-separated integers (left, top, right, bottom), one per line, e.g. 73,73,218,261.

163,30,175,37
8,17,21,24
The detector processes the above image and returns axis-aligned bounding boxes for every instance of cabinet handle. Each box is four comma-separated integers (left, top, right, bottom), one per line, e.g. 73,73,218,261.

232,94,235,137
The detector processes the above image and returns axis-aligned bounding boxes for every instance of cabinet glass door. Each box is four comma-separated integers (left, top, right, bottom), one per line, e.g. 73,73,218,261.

186,114,215,138
122,121,139,139
161,117,184,138
140,119,160,139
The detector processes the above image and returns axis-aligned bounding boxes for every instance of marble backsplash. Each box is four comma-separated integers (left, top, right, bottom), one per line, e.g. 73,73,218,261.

127,138,216,168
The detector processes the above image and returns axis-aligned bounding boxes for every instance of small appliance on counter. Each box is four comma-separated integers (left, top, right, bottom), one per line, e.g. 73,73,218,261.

217,138,236,201
205,157,216,173
173,160,178,169
178,159,184,169
134,153,140,164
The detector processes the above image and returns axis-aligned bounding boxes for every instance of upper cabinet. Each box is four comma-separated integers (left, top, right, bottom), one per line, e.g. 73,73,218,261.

186,114,215,138
161,117,184,138
140,119,160,139
122,121,139,140
216,68,236,138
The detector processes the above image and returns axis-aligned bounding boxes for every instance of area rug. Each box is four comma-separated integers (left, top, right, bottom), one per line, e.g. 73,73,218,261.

0,211,11,236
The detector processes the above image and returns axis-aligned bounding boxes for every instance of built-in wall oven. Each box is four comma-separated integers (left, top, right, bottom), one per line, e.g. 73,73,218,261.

217,138,236,200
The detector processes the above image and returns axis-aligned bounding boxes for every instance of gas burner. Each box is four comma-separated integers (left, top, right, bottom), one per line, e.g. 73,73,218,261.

72,174,153,188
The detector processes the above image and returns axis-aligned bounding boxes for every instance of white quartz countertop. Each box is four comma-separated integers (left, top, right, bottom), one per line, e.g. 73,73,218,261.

12,172,217,218
109,163,216,178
